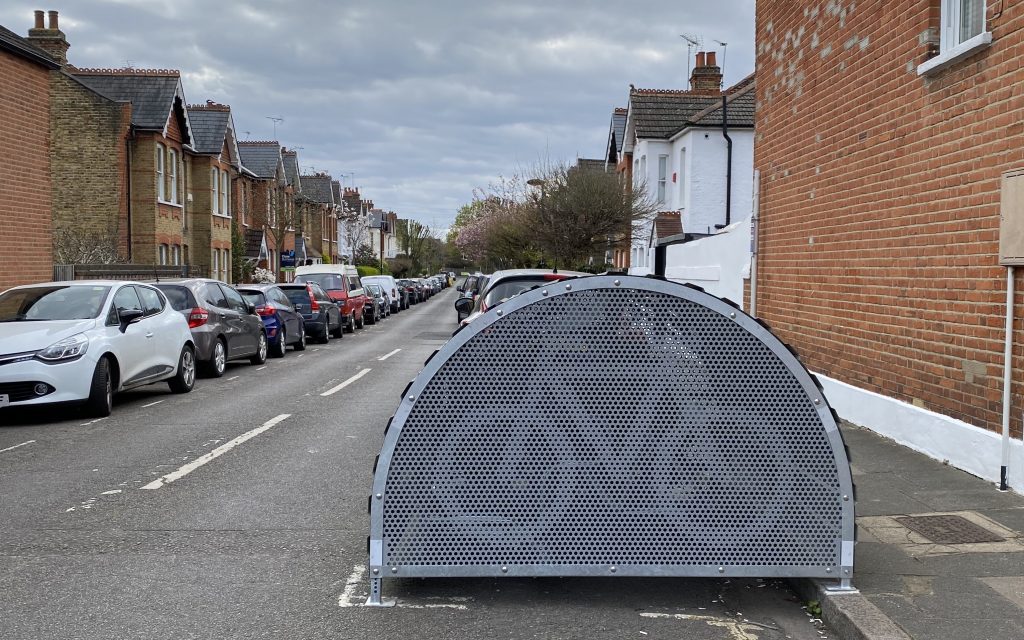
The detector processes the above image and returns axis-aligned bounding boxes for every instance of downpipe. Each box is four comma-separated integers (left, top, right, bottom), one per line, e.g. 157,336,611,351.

1001,266,1014,491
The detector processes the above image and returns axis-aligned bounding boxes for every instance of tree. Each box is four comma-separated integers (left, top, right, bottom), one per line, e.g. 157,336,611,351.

354,243,377,267
53,228,125,265
230,222,251,283
523,163,656,269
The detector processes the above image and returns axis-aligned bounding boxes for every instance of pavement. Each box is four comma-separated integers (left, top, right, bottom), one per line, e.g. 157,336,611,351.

798,422,1024,640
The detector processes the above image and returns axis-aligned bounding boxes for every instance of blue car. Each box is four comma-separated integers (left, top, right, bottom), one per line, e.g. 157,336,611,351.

237,284,306,358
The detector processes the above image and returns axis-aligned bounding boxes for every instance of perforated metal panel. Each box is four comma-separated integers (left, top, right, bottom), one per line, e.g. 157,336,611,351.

368,275,854,595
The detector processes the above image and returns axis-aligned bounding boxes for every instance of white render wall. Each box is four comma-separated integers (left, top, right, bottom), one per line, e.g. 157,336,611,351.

629,127,755,272
663,216,751,308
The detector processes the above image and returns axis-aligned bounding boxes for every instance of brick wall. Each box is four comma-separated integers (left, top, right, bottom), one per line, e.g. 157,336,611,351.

0,52,52,289
754,1,1024,436
50,73,130,261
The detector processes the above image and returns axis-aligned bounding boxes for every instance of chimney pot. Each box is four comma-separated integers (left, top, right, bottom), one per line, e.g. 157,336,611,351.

696,51,706,67
47,10,58,30
707,51,717,66
34,10,44,29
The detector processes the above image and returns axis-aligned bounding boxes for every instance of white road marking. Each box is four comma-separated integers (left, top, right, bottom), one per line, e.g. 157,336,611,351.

141,400,164,408
257,366,267,371
320,369,372,397
337,564,470,609
100,489,122,495
0,440,35,454
139,414,291,490
378,348,401,361
79,418,107,426
639,613,763,639
227,376,240,381
297,354,304,358
337,564,366,607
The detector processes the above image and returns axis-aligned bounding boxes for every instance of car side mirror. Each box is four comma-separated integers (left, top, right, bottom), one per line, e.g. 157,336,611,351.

456,286,464,292
246,302,256,315
118,308,144,333
454,298,474,315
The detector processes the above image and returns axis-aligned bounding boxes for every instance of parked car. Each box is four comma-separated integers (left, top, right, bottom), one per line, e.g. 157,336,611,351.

361,275,405,312
235,284,306,358
364,283,390,320
153,279,268,377
455,269,589,326
0,281,196,417
294,264,368,332
397,278,421,304
278,282,343,343
455,273,489,322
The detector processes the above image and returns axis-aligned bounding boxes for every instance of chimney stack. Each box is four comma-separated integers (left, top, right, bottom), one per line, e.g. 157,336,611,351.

27,9,69,66
689,50,723,94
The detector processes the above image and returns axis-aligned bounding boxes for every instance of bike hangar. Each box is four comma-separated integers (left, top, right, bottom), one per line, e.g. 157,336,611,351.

367,275,855,606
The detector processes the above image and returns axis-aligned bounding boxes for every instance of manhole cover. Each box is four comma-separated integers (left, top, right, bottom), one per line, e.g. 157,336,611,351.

895,515,1004,544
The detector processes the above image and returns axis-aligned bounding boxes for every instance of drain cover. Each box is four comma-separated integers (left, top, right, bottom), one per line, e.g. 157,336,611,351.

896,515,1004,544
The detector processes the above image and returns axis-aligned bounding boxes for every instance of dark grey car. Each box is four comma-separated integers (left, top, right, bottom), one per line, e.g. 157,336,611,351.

153,279,268,377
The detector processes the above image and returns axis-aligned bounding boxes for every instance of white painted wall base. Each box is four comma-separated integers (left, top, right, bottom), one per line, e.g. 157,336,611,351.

816,373,1024,495
663,216,750,309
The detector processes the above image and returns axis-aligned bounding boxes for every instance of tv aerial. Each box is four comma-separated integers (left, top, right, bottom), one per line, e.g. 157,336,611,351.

680,34,702,89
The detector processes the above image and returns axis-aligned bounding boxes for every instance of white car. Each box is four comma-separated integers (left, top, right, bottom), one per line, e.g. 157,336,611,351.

0,281,197,417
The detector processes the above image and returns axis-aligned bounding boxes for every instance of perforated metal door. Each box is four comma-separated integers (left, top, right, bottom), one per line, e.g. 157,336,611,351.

368,276,853,589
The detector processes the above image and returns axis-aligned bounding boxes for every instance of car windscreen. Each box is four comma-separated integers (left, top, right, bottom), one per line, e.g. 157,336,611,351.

280,287,310,305
366,284,382,295
483,278,558,308
0,285,110,322
153,284,195,312
239,291,265,306
294,274,343,291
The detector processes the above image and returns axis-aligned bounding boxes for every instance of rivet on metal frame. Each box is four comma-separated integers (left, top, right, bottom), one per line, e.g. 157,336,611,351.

408,395,416,401
501,566,508,573
814,398,821,405
609,566,617,573
826,567,832,573
613,280,621,287
376,493,382,500
718,567,725,574
729,312,736,319
391,566,398,574
843,495,849,501
372,568,379,575
542,290,549,296
496,310,503,317
565,283,572,291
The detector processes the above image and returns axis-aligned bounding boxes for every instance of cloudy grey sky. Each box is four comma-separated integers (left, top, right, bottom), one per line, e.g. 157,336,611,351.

2,1,754,232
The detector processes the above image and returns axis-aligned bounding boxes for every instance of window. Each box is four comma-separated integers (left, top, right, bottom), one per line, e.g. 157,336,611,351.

221,170,230,216
168,148,178,203
156,144,166,201
657,155,668,204
204,282,228,308
136,286,164,316
158,244,168,265
639,155,647,183
212,248,219,279
211,168,219,214
945,0,984,51
172,245,181,266
222,249,230,282
679,148,687,209
220,285,247,313
919,0,992,75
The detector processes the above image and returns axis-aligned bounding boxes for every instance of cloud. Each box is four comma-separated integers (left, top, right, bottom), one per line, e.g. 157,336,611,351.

0,0,754,230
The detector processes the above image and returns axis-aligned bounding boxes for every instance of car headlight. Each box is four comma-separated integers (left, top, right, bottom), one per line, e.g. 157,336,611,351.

37,333,89,362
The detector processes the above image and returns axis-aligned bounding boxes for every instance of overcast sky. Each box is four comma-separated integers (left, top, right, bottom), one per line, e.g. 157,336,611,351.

2,1,754,232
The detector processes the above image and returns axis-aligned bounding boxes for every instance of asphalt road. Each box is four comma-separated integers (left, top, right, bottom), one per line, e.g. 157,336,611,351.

0,288,831,640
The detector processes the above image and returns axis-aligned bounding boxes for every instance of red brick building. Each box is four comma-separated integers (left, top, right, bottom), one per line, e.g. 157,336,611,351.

754,1,1024,489
0,21,59,290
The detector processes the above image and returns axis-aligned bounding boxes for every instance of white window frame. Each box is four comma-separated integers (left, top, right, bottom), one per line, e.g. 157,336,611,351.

211,168,219,214
172,245,180,266
657,154,668,204
212,248,219,279
156,144,166,201
639,155,647,186
221,170,230,217
918,0,992,76
158,244,168,266
168,148,178,204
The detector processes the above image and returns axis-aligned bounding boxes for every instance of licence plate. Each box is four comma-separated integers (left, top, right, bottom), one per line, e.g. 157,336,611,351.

0,394,8,408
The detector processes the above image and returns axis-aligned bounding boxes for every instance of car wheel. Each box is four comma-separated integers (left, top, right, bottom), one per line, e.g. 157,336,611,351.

205,339,227,378
366,308,376,325
293,325,306,351
355,310,364,329
168,345,196,394
85,356,113,418
271,326,287,358
330,312,344,338
250,332,268,365
321,323,331,344
344,312,355,333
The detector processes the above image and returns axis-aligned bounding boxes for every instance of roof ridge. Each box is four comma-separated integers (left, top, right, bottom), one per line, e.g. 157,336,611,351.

238,140,280,145
188,101,230,111
630,87,720,96
70,66,180,77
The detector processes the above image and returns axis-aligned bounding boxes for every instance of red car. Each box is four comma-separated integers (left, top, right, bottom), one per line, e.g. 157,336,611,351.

293,265,368,332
